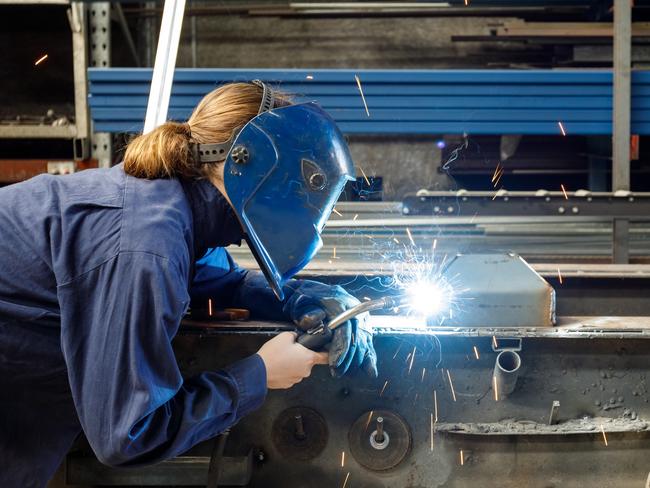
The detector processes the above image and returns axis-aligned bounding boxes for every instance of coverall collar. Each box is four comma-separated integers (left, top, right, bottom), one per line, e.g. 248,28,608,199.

180,177,244,259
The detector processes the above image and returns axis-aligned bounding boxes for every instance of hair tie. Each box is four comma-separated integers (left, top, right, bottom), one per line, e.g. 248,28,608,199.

183,122,192,139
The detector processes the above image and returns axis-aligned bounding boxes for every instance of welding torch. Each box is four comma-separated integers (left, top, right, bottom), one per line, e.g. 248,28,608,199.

296,295,409,351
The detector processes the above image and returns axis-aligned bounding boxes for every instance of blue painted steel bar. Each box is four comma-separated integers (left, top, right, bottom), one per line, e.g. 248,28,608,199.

88,68,650,135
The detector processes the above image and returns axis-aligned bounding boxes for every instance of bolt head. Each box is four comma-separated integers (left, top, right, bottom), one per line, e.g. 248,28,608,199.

231,145,250,164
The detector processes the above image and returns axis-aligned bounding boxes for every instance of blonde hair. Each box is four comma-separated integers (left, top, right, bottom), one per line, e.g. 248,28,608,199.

124,82,288,179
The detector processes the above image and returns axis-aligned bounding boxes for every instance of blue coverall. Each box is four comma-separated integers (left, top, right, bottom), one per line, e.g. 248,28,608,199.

0,164,292,487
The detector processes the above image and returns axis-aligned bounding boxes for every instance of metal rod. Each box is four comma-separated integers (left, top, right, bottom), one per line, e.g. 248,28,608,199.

375,417,385,443
493,350,521,397
613,0,632,191
143,0,187,134
548,400,560,425
294,415,306,440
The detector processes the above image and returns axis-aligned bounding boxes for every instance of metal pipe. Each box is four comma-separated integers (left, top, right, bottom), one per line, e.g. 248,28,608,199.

493,350,521,397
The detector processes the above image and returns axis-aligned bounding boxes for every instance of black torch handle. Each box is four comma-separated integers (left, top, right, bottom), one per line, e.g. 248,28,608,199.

296,325,333,351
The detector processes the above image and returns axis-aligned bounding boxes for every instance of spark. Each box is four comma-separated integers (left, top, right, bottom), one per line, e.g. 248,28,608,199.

446,369,457,402
460,449,465,465
333,207,343,217
493,167,504,187
491,163,502,183
492,336,498,349
342,472,350,488
365,410,374,430
430,413,435,450
600,424,608,446
208,298,212,316
464,0,469,5
306,74,314,80
470,212,478,224
405,352,412,364
393,237,400,244
492,189,501,201
421,367,427,382
560,184,569,200
434,389,438,421
341,450,345,467
353,213,359,221
333,247,337,259
392,343,402,360
354,74,370,117
34,54,48,66
406,227,416,247
364,234,374,239
379,380,389,397
557,267,563,284
558,121,567,136
473,346,480,360
359,165,371,186
408,346,416,374
493,375,499,401
433,239,437,250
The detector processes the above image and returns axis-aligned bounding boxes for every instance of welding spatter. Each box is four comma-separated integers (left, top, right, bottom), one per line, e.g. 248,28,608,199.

296,295,409,351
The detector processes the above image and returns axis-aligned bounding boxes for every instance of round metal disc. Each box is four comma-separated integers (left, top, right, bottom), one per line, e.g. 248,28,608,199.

348,410,412,471
271,407,328,461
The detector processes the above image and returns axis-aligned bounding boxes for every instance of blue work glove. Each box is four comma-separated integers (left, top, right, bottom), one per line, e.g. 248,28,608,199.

283,281,378,379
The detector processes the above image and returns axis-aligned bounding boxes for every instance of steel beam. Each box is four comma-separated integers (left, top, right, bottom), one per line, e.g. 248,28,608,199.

613,0,632,191
89,2,113,167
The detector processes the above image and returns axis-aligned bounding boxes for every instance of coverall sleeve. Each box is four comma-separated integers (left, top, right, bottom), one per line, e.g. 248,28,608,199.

190,247,301,321
57,251,267,467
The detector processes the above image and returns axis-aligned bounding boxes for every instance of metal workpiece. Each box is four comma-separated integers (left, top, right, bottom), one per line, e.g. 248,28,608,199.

182,315,650,340
441,253,556,328
492,350,522,398
68,333,650,487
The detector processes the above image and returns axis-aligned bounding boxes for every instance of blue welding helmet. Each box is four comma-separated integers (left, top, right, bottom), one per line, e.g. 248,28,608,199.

192,82,355,300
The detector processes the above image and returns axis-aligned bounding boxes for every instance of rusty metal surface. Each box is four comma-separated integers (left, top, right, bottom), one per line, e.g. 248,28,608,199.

181,315,650,340
436,416,650,436
58,331,650,488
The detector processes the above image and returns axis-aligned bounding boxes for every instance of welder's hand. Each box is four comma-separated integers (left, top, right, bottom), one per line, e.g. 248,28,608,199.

257,332,328,389
283,281,378,379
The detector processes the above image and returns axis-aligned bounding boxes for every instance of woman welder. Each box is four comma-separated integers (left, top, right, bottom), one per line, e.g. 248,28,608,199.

0,81,377,487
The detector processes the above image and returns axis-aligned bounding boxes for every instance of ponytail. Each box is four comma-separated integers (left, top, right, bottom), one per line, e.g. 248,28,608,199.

124,121,197,179
123,82,291,180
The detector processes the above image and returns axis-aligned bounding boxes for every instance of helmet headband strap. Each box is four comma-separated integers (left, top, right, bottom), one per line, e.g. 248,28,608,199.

192,80,275,164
